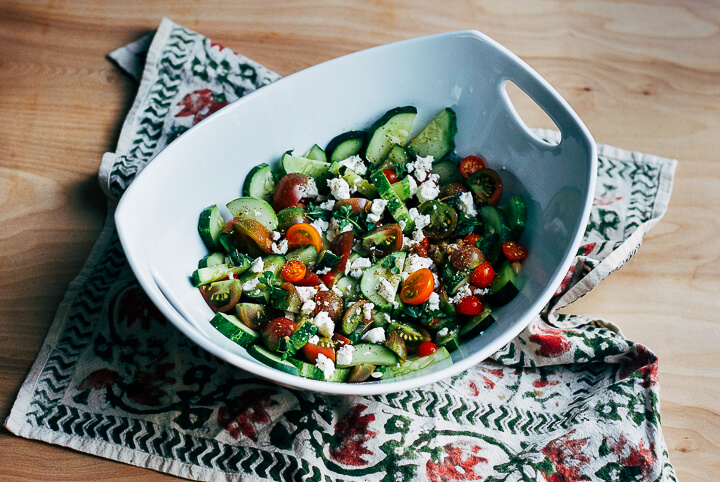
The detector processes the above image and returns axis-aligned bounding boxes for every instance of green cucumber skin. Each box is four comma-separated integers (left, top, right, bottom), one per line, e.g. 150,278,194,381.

430,160,463,185
408,108,457,160
381,347,451,379
210,313,259,348
285,245,319,266
278,322,318,359
281,153,332,187
305,144,327,163
487,262,519,306
325,130,368,162
248,345,300,376
360,251,407,310
226,197,279,232
459,311,496,340
198,205,225,252
366,106,417,166
329,161,378,198
192,263,250,286
198,252,226,269
336,344,398,368
335,276,361,302
370,170,414,233
242,163,276,204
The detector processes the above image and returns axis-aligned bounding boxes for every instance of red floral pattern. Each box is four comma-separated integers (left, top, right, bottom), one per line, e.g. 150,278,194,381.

619,344,659,388
542,430,591,481
118,286,165,330
426,443,487,482
125,354,175,406
329,404,377,466
217,388,278,441
78,368,118,390
175,88,229,125
529,325,572,358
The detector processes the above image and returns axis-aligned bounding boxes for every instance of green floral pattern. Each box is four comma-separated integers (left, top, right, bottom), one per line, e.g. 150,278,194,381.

6,18,678,481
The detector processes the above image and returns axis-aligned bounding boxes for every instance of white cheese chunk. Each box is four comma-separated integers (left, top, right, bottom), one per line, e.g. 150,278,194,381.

315,353,335,380
458,191,478,217
250,257,264,273
377,278,396,303
328,177,351,200
362,327,386,344
313,311,335,338
338,154,367,176
336,344,354,366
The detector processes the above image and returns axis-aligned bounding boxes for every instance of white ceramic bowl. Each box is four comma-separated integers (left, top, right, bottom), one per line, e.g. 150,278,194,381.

115,30,596,395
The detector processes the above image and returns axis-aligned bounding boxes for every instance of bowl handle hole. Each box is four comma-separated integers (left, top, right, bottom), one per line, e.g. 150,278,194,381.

504,80,561,146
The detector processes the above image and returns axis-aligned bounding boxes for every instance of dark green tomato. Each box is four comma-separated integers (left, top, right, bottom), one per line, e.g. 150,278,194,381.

468,168,503,206
277,207,309,233
418,201,458,240
361,224,403,258
438,182,470,202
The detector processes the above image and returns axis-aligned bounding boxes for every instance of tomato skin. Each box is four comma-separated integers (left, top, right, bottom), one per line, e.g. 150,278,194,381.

383,168,398,184
321,271,337,288
273,173,313,211
301,343,336,364
285,223,322,252
330,231,354,272
502,241,528,261
460,155,486,178
417,342,438,358
332,333,351,348
468,168,503,206
464,234,482,247
400,268,435,305
470,262,495,288
412,236,430,257
281,260,306,283
456,296,484,315
262,317,297,352
295,272,321,286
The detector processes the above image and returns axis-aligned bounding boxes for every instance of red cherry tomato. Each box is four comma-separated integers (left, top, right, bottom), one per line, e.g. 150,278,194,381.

470,262,495,288
417,342,438,358
281,260,306,283
456,296,484,315
502,241,528,261
321,271,337,288
459,155,486,178
383,168,398,184
332,333,351,348
295,272,322,286
412,236,430,257
464,234,482,247
301,343,336,364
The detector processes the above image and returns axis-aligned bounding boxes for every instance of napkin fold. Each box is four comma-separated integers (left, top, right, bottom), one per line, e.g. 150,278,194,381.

6,18,678,481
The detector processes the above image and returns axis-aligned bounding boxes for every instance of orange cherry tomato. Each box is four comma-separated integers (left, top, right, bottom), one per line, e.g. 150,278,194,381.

383,168,398,184
281,260,306,283
285,223,322,252
417,342,438,358
470,262,495,288
301,343,336,364
459,155,486,178
400,268,435,305
502,241,528,261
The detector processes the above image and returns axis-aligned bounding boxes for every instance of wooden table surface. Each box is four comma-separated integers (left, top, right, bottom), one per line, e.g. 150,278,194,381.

1,0,718,480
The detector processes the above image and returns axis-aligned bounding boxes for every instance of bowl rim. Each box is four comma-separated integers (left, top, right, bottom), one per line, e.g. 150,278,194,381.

115,29,597,395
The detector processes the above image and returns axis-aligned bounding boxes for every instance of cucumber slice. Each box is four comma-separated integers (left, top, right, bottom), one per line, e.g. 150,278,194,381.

336,343,399,368
430,160,463,185
281,153,332,187
436,327,461,352
500,194,527,241
408,108,457,160
238,254,286,303
191,263,251,286
329,161,378,198
459,310,496,340
391,177,412,202
305,144,327,163
210,312,260,348
226,197,279,231
387,144,409,171
360,251,406,310
277,321,318,359
317,250,341,271
242,163,276,204
441,262,471,295
326,131,368,162
335,276,361,302
198,252,226,269
479,205,511,264
285,245,319,266
286,358,324,380
381,347,451,379
248,345,300,376
198,205,225,251
370,170,414,233
487,262,519,306
366,107,417,166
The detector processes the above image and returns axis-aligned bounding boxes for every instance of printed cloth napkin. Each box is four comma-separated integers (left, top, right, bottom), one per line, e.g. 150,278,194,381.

6,18,678,481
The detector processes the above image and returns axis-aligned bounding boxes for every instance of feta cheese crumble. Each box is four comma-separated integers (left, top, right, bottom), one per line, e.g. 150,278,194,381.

242,278,260,292
250,257,264,273
362,302,375,321
449,283,473,304
315,353,335,380
308,335,320,345
297,286,318,303
346,257,372,278
377,278,396,303
366,199,387,223
319,199,336,211
362,327,386,344
271,239,288,254
313,311,335,338
336,345,354,366
408,207,431,230
338,154,367,175
428,292,440,311
301,300,316,315
406,155,434,182
272,231,282,241
417,173,440,203
437,327,449,337
458,191,478,217
328,177,351,200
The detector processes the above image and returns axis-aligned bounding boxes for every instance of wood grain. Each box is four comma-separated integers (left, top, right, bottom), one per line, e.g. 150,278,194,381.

1,0,718,479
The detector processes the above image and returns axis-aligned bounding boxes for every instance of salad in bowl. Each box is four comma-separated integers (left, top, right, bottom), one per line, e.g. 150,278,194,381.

191,106,528,383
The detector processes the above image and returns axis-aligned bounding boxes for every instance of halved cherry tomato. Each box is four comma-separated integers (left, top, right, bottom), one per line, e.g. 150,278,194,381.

412,236,430,257
222,216,244,233
468,168,503,206
332,333,351,348
417,342,438,358
470,262,495,288
295,272,322,286
457,296,483,315
281,260,306,283
285,223,322,252
331,231,354,272
400,268,435,305
459,155,486,178
321,271,337,288
301,343,336,364
383,168,398,184
502,241,528,261
464,234,482,247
